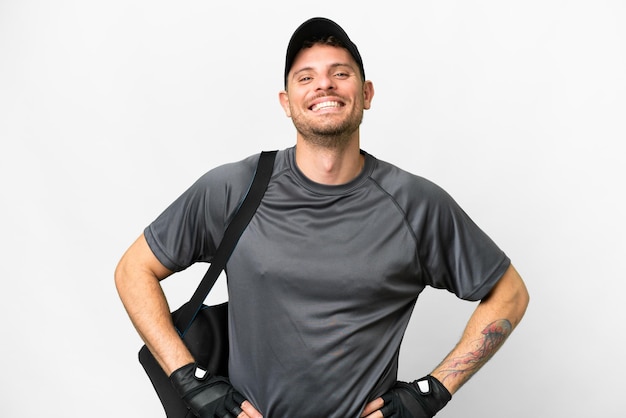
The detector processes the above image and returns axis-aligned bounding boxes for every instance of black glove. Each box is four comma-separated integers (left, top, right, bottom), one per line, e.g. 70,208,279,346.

170,363,245,418
380,375,451,418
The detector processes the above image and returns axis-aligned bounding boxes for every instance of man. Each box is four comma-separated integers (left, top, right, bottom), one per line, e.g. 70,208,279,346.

115,17,529,418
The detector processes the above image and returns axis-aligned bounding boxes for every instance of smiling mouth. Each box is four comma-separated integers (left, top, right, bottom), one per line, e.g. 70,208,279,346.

310,101,343,112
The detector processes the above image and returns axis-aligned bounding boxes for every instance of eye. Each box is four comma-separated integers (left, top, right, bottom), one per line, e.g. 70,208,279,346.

333,69,351,79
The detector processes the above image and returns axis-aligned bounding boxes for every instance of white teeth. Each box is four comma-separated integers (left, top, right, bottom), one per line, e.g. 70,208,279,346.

312,101,341,111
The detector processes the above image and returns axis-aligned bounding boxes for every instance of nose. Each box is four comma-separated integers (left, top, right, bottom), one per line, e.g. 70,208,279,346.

315,73,335,91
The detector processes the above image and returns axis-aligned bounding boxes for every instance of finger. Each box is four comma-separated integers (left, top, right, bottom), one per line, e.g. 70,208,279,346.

225,394,244,417
361,397,384,417
216,403,235,418
362,410,385,418
232,391,246,406
379,403,395,418
241,400,263,418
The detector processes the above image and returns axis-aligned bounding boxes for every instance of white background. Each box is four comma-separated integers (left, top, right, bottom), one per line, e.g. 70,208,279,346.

1,1,624,416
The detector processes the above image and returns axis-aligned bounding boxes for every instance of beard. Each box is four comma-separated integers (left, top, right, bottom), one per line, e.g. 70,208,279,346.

289,100,364,150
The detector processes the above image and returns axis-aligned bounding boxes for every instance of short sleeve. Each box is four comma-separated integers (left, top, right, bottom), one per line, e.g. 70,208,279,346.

144,156,258,272
414,181,510,301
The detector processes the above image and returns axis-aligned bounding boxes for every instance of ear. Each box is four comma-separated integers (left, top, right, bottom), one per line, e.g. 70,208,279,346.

278,90,292,117
362,80,374,110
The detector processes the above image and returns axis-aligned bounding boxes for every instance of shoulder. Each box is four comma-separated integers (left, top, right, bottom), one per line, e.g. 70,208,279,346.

368,154,453,205
173,152,269,224
196,153,260,190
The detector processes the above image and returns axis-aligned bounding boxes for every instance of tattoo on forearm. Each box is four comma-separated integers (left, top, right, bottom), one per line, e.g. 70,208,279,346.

438,319,512,384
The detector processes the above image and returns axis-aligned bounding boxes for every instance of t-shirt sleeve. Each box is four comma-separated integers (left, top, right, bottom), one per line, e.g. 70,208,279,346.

144,157,257,272
413,179,510,301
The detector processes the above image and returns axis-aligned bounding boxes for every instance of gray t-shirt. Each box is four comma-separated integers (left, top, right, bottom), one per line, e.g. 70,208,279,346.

145,147,510,418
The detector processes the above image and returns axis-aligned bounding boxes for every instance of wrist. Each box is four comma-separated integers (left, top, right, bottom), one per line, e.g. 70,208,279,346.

425,373,453,396
430,370,456,395
412,375,451,415
163,350,195,377
169,363,202,396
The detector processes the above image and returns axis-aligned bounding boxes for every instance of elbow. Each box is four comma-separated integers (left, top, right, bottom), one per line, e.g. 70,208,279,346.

514,278,530,327
482,264,530,329
114,245,140,298
506,266,530,328
114,256,130,296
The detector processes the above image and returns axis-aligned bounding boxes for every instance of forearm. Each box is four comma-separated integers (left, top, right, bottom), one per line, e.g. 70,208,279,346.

430,311,513,394
115,235,194,376
431,264,529,394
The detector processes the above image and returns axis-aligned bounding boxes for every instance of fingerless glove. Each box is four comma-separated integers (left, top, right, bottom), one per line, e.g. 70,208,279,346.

381,375,451,418
170,363,244,418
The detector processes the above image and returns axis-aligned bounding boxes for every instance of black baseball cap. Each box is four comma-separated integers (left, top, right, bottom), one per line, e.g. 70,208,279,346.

284,17,365,87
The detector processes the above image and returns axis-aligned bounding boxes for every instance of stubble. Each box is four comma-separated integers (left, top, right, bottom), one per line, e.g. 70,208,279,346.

289,94,365,150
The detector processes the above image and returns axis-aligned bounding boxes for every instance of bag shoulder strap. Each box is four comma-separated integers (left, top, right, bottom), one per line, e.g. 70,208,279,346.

175,150,277,335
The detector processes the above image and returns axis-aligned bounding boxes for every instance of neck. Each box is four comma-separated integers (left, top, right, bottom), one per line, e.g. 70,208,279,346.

294,136,364,185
